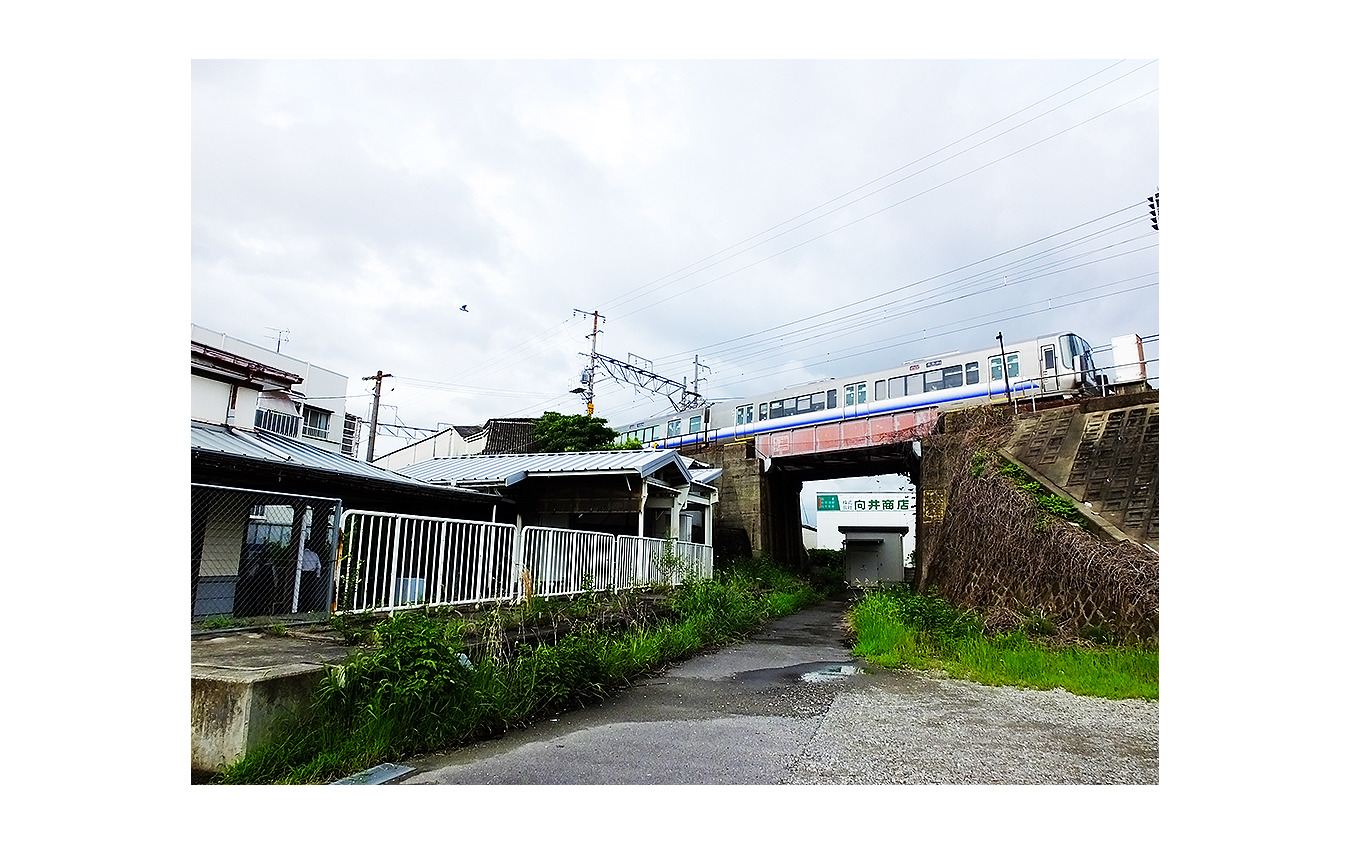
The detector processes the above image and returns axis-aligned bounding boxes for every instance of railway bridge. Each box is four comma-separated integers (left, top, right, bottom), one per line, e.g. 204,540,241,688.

680,389,1160,583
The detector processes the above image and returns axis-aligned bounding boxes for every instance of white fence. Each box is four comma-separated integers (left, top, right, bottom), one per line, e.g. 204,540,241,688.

336,511,715,615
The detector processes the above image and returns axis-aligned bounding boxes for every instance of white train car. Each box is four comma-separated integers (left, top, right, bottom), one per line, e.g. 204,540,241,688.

618,330,1105,450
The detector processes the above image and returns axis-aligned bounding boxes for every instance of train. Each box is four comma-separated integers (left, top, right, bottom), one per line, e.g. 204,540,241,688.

616,330,1108,450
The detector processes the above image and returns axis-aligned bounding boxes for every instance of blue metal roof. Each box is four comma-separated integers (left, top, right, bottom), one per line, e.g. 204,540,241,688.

191,421,488,493
399,449,696,488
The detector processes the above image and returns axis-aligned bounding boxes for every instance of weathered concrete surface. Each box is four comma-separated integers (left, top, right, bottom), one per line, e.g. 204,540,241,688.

400,597,1157,785
191,630,351,776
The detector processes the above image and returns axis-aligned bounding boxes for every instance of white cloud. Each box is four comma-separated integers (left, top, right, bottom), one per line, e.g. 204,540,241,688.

192,59,1160,456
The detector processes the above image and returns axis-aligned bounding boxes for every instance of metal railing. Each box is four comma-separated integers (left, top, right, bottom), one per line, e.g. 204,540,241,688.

337,510,517,614
334,513,715,614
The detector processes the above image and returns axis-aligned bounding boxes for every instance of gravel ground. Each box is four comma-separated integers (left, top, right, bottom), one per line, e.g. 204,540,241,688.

786,669,1158,784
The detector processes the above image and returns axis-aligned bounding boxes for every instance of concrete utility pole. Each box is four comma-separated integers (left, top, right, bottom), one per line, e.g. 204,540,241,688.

572,309,604,415
363,370,393,462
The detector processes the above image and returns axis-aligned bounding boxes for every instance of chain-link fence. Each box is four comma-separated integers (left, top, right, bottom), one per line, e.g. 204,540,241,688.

191,484,341,629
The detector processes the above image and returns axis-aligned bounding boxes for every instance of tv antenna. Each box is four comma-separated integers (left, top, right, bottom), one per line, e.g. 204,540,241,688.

264,327,290,353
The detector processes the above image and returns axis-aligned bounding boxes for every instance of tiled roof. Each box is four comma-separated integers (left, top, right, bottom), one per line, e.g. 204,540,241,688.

481,419,535,454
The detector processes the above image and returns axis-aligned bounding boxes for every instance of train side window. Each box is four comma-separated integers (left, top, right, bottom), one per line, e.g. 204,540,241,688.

858,382,867,403
923,370,945,392
826,390,837,409
689,416,701,433
966,362,980,384
943,365,963,389
811,392,826,411
875,380,886,400
992,353,1020,381
1043,346,1056,370
796,395,812,414
888,377,904,398
845,382,867,405
907,373,923,395
668,419,681,437
769,400,785,419
844,385,854,406
759,403,768,421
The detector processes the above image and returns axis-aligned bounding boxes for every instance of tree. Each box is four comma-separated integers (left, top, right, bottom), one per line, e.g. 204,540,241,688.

531,412,625,452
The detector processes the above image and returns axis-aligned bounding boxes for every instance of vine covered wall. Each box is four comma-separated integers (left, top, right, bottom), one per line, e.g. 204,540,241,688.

918,405,1159,642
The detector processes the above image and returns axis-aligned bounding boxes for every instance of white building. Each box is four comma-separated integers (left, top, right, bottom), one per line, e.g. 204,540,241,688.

190,324,358,456
811,490,917,552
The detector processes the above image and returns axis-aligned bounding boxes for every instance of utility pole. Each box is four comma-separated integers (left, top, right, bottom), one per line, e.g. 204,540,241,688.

363,370,393,462
691,355,710,399
572,309,604,415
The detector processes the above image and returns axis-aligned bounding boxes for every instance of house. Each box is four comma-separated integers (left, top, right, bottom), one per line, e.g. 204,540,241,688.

398,449,721,544
191,324,360,457
373,417,537,472
190,327,504,622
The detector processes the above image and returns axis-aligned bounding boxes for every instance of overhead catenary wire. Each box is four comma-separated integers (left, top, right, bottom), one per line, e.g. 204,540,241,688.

366,65,1157,432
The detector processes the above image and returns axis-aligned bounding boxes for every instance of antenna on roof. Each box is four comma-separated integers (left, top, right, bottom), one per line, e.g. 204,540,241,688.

264,327,290,353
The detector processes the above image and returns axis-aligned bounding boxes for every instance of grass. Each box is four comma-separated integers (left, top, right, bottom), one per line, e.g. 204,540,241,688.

849,586,1157,700
212,556,821,784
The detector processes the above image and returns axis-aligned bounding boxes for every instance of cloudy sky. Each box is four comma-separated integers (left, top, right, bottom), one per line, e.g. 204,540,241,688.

192,59,1159,458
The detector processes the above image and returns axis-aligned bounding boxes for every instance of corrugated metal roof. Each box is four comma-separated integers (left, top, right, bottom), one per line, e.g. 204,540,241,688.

400,449,693,487
191,421,456,489
688,467,723,486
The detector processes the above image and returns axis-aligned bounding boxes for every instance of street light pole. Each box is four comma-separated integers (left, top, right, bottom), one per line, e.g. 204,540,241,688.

996,333,1012,407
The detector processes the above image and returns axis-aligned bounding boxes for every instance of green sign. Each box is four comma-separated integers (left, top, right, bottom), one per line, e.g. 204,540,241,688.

817,494,840,511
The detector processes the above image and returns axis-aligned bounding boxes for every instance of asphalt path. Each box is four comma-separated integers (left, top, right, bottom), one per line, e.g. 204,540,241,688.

400,596,1158,785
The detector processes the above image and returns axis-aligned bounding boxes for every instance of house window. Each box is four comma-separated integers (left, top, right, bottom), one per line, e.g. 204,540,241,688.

303,406,332,439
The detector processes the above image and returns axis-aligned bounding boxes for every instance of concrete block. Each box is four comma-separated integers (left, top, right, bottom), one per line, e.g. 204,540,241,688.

191,663,326,775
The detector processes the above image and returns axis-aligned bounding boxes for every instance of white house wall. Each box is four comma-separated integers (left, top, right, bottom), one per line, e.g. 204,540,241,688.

191,325,349,451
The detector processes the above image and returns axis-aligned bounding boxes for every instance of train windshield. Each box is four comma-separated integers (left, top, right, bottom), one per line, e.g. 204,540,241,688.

1061,334,1098,375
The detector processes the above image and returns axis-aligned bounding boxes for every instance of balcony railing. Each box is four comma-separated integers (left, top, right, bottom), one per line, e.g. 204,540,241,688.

255,408,300,438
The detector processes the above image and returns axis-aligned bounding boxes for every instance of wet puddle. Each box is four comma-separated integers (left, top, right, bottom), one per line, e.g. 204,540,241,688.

800,664,866,683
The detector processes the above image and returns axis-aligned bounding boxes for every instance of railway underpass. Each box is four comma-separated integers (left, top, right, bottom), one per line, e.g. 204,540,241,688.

681,390,1160,583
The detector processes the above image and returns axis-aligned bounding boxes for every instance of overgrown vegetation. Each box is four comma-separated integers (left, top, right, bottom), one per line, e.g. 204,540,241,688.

849,585,1157,700
925,408,1159,641
212,556,820,784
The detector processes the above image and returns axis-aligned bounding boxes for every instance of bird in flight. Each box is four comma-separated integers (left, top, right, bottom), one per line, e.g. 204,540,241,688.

460,305,469,312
